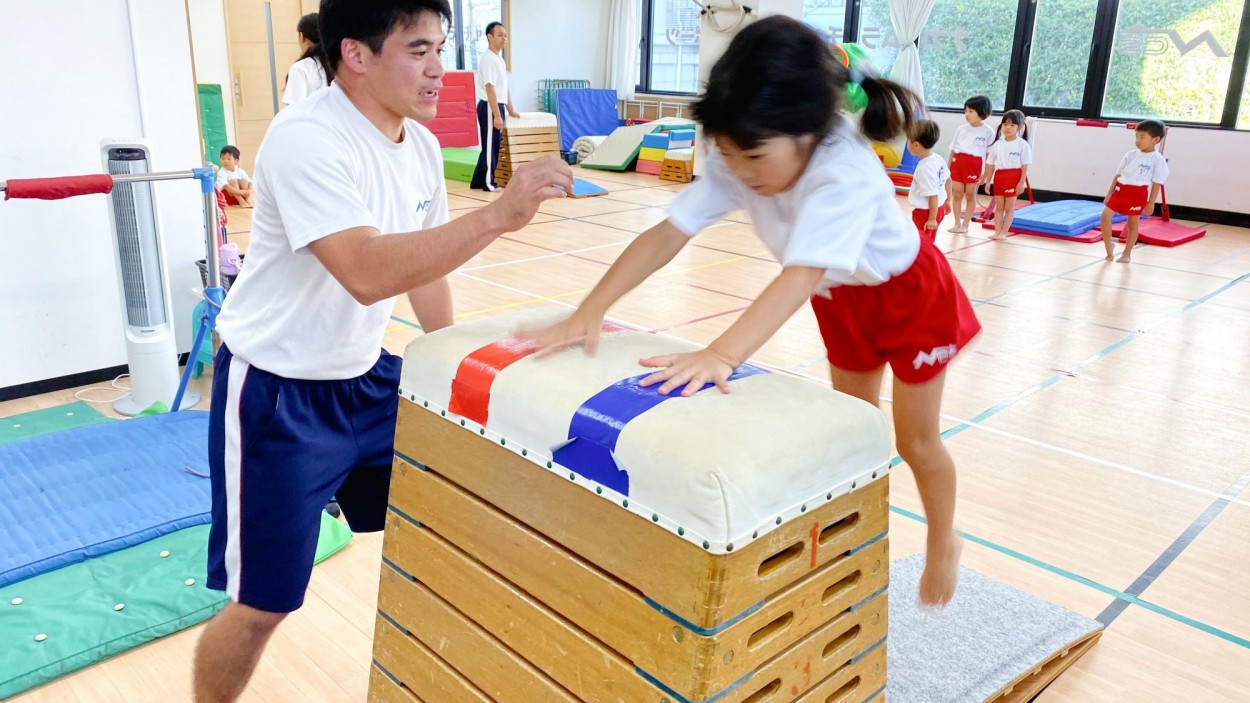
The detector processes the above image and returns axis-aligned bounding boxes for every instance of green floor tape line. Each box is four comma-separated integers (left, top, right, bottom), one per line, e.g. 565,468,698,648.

0,401,112,445
442,147,480,182
0,512,353,699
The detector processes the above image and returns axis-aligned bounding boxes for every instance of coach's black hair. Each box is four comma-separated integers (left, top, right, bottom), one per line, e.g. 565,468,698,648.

319,0,452,72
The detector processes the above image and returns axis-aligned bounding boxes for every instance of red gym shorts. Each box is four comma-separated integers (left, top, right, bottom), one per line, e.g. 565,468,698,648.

912,204,950,242
810,238,981,384
1106,183,1149,216
992,168,1023,198
950,153,984,184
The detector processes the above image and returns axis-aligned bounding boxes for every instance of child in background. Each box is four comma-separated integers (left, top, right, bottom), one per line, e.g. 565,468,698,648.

983,111,1031,241
907,120,950,241
216,145,255,208
1100,119,1168,263
523,16,980,606
947,96,995,234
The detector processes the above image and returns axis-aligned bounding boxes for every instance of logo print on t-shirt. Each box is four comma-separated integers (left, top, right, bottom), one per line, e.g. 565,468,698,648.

415,200,432,213
974,136,987,146
1137,163,1152,176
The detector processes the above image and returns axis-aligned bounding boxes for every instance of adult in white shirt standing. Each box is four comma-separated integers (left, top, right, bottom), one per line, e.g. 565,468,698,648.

191,2,572,702
471,20,521,191
282,13,332,107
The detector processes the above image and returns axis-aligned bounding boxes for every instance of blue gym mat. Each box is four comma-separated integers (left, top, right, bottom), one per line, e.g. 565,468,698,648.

556,88,619,153
1010,200,1126,235
0,411,212,588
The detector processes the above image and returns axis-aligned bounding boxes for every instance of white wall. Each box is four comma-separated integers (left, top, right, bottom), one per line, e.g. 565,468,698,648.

930,112,1250,216
509,0,610,112
0,0,207,389
188,0,237,148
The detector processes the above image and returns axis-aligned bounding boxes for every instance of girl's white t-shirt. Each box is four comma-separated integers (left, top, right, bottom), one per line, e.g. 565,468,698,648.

666,118,919,290
282,56,329,106
950,123,996,158
987,137,1033,170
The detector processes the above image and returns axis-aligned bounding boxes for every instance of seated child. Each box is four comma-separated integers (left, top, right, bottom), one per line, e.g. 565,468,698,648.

907,120,950,242
1100,119,1168,263
216,145,255,208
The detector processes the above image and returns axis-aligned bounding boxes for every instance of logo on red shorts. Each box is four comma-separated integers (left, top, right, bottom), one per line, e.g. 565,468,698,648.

913,344,958,370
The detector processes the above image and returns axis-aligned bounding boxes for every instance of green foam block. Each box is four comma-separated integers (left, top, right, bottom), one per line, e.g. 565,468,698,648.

442,147,480,182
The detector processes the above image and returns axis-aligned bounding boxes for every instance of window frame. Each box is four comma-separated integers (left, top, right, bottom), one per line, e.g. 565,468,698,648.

636,0,709,96
866,0,1250,130
444,0,510,72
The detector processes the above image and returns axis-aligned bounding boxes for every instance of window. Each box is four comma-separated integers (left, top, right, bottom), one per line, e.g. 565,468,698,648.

1022,0,1100,111
1102,0,1244,124
638,0,702,94
855,0,1017,109
442,0,506,71
802,0,848,44
1240,71,1250,129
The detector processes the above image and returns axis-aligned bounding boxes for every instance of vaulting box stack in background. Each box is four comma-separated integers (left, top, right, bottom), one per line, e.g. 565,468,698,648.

494,112,560,188
368,312,894,703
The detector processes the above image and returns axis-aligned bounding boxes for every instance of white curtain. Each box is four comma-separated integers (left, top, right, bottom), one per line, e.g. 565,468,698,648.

604,0,642,101
887,0,936,101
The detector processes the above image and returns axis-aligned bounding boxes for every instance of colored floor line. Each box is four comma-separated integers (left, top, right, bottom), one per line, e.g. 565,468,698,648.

1097,466,1250,627
889,505,1250,650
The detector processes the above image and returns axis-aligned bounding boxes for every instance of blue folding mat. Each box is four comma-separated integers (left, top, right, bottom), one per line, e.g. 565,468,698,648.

1009,199,1126,236
0,411,213,588
556,88,619,153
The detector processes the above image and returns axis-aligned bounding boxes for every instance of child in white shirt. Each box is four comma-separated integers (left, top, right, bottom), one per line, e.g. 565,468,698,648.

983,111,1032,241
1100,119,1169,263
947,96,995,234
522,16,980,607
216,145,254,208
907,120,950,242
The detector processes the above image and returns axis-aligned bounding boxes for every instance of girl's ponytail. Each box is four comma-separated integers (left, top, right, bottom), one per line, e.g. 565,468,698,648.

857,74,924,144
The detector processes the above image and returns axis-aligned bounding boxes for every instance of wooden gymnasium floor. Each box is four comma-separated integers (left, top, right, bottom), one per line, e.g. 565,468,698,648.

5,168,1250,702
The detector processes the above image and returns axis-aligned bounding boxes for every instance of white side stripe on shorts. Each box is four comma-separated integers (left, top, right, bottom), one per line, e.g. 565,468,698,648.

223,355,251,601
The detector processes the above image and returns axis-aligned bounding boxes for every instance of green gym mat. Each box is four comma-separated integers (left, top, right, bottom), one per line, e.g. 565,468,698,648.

443,147,480,182
198,84,230,167
0,401,112,445
0,512,353,699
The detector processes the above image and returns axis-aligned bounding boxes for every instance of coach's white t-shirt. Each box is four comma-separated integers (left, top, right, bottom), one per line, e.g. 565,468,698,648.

908,154,950,210
1115,149,1169,187
282,56,328,106
666,118,919,290
476,50,509,104
217,82,449,380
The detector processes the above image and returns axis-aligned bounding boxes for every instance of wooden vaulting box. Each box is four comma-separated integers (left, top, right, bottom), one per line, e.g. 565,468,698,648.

369,312,894,703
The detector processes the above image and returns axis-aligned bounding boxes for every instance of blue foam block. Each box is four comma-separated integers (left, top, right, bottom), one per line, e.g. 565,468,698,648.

0,411,213,588
571,178,608,197
666,129,695,141
641,133,670,149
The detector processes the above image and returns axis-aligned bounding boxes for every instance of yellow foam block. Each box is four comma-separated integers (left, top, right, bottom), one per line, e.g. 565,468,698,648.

638,147,667,162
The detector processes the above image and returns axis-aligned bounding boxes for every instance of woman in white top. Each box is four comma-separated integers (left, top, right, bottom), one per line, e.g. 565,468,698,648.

523,16,980,607
282,13,332,107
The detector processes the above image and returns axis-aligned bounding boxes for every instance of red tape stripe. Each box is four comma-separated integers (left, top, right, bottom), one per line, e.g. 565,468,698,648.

447,322,627,426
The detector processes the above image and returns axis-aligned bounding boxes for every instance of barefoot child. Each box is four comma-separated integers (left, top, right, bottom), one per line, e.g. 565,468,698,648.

908,120,950,241
1100,119,1168,263
947,96,994,233
983,110,1031,241
523,16,979,606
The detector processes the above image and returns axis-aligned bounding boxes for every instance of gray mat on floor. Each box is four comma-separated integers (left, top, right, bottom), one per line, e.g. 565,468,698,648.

887,554,1102,702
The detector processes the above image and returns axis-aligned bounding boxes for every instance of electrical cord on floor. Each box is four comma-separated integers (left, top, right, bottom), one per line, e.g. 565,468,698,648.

74,374,132,404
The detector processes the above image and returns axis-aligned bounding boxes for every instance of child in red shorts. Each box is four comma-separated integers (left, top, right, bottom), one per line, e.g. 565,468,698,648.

947,96,994,234
983,110,1031,241
907,120,950,241
522,17,980,607
1100,119,1168,263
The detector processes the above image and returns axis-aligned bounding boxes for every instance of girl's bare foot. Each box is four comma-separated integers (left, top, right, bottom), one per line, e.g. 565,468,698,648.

920,533,964,606
1105,254,1114,261
1117,255,1131,263
989,232,1008,241
949,225,968,234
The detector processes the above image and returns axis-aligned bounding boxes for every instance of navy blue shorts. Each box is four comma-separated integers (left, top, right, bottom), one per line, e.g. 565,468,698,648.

206,345,401,613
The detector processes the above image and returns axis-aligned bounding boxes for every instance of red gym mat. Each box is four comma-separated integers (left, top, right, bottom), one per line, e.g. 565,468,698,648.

981,222,1103,243
1111,218,1206,247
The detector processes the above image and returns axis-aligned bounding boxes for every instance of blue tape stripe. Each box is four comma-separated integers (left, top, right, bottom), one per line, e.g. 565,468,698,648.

381,555,418,582
643,597,764,637
848,531,889,555
387,505,423,529
372,661,404,687
393,450,427,470
634,665,753,703
860,684,887,703
890,505,1250,650
554,364,767,495
850,637,886,666
389,315,423,331
377,609,408,635
849,585,887,612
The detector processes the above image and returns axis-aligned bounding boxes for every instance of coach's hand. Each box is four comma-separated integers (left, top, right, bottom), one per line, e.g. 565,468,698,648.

492,156,574,232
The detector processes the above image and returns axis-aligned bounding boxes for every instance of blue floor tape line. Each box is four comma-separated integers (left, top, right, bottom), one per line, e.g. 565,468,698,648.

889,505,1250,650
389,316,423,331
